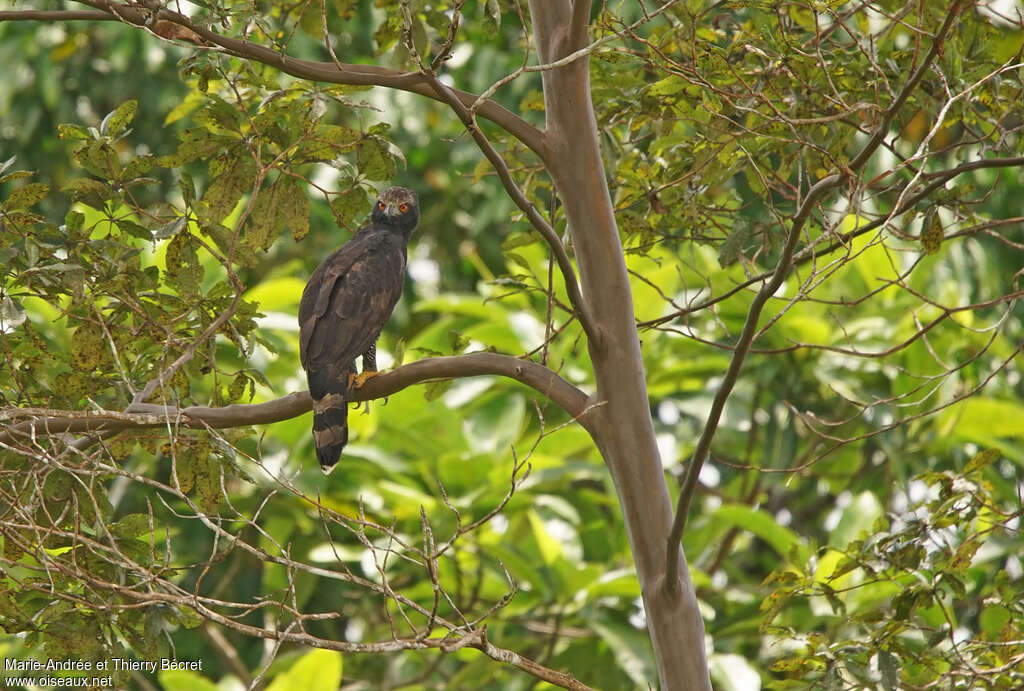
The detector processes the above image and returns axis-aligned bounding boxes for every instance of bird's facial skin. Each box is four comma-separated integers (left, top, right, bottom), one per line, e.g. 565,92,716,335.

377,199,411,217
371,186,419,233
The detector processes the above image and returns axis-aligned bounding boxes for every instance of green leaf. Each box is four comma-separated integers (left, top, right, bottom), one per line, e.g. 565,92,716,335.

717,221,753,267
111,513,151,539
963,448,1000,475
3,182,49,211
155,216,187,240
158,134,226,167
949,537,981,571
648,75,687,96
191,452,222,514
62,177,114,210
73,140,115,177
158,669,219,691
194,95,244,133
173,445,197,495
423,379,452,401
710,504,807,564
57,123,94,141
892,588,918,620
71,321,105,371
178,172,196,206
117,219,154,240
200,152,256,222
356,137,395,181
247,180,286,252
331,185,370,227
947,399,1024,440
300,125,361,161
280,176,310,242
979,605,1011,635
120,154,155,181
527,510,565,565
164,231,204,297
100,99,138,137
265,649,343,691
0,170,34,185
920,210,943,254
164,91,204,125
373,14,403,54
464,393,526,454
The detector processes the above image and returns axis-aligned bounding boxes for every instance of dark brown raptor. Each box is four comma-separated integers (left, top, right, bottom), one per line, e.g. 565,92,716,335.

298,186,419,472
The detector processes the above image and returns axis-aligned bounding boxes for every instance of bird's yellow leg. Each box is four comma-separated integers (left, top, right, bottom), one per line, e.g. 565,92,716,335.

349,370,381,389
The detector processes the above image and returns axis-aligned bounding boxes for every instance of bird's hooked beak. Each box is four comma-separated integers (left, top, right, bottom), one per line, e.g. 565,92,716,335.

384,204,400,218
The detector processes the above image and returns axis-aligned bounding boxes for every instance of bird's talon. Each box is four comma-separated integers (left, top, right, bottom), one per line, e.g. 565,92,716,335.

349,371,382,413
350,370,381,390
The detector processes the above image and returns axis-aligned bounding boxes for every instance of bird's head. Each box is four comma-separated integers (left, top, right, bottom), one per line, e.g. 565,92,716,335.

371,186,419,236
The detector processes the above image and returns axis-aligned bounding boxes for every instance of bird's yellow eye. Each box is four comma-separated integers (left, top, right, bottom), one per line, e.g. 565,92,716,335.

377,201,385,210
399,203,408,213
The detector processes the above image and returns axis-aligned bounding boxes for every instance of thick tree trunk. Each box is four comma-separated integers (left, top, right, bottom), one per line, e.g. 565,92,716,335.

528,3,712,689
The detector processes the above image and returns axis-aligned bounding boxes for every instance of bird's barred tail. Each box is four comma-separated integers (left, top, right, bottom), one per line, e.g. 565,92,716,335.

312,390,348,473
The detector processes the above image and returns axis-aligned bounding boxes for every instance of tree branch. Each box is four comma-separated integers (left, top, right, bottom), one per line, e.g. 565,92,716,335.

0,353,592,442
0,9,114,21
39,0,547,157
568,0,592,52
664,173,843,594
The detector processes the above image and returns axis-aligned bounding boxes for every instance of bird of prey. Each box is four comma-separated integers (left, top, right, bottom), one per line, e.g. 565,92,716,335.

298,186,419,472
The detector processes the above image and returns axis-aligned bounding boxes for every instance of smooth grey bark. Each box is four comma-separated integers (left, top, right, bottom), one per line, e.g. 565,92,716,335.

528,3,712,689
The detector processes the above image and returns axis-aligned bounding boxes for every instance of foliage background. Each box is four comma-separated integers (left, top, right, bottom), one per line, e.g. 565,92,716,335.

1,1,1023,689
